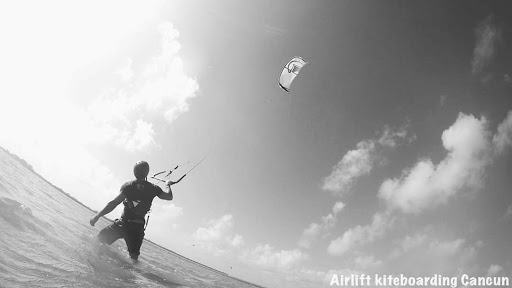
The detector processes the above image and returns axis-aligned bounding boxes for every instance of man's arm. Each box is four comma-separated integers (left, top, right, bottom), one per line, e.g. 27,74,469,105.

158,181,174,200
89,192,126,226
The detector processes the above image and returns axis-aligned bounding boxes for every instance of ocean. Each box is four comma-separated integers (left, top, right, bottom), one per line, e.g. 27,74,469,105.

0,148,263,288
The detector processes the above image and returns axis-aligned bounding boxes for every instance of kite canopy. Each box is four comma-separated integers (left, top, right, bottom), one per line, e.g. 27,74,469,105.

278,56,308,92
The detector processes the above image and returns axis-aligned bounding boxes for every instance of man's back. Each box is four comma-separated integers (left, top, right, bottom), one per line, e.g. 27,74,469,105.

121,180,163,221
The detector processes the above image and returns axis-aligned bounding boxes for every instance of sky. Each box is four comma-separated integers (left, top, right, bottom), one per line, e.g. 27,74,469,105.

1,1,512,287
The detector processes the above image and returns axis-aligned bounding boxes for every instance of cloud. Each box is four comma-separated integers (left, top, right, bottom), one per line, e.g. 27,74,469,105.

144,201,184,241
379,113,493,214
327,212,394,256
141,22,200,122
116,58,134,82
322,141,375,195
378,125,415,148
242,244,307,270
115,119,158,152
192,214,244,255
323,125,413,196
298,202,345,249
87,21,199,152
389,233,428,259
194,214,235,241
471,15,502,75
192,214,308,273
379,112,512,214
388,232,479,276
487,264,503,276
354,255,382,269
492,111,512,155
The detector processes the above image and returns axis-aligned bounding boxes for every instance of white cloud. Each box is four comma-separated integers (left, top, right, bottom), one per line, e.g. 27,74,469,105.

354,255,382,269
487,264,503,276
298,202,345,249
428,238,466,257
243,244,307,270
192,214,244,255
144,201,184,242
378,125,414,148
471,15,502,75
389,233,479,276
230,234,244,248
492,111,512,155
328,212,393,256
115,119,158,152
379,113,492,214
390,233,428,258
87,21,199,152
322,141,375,196
323,125,413,196
194,214,234,241
151,202,184,220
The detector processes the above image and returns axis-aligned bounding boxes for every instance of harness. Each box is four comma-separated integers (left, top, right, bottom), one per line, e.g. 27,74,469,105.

122,199,152,230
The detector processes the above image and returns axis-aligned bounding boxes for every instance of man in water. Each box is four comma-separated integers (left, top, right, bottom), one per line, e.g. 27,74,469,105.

89,161,174,260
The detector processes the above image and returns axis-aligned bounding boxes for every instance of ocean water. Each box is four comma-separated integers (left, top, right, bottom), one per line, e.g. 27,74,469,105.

0,149,262,288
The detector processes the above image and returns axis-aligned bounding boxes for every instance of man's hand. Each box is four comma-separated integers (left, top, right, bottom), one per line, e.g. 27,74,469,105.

166,180,177,187
90,216,99,227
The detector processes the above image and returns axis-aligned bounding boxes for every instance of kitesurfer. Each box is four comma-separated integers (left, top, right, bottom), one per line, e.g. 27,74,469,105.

89,160,175,260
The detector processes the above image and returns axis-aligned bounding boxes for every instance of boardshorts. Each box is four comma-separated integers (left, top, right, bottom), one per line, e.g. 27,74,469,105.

97,219,145,259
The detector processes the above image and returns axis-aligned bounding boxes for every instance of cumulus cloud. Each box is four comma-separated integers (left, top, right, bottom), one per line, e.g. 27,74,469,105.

379,113,493,214
88,21,199,152
328,212,394,256
242,244,307,270
322,140,376,195
115,119,158,152
379,112,512,214
192,214,308,272
144,201,184,241
298,202,345,249
323,125,413,196
492,111,512,155
471,15,502,75
388,233,479,276
192,214,244,255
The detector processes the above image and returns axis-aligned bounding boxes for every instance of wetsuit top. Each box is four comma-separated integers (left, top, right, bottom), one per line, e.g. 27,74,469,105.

120,180,164,222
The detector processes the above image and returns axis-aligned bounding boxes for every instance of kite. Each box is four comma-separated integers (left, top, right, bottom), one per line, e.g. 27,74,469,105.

278,56,308,92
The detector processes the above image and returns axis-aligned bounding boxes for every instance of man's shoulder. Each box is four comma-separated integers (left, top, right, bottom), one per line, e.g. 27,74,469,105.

121,180,137,189
147,181,163,192
145,181,163,196
121,180,162,197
